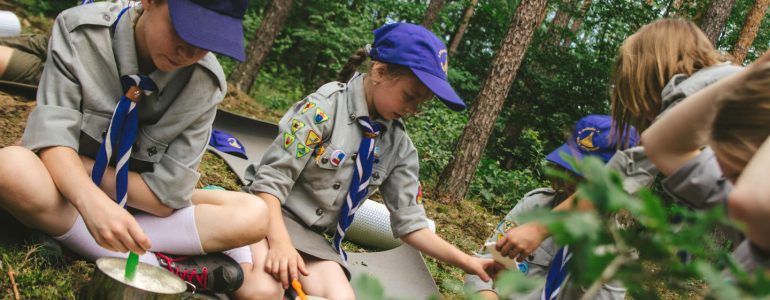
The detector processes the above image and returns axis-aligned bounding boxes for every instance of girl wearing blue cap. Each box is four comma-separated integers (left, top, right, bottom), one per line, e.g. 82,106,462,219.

242,22,498,299
0,0,268,294
466,115,636,300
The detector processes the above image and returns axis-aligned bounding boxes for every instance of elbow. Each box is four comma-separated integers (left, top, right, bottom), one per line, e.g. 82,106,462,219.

640,131,660,163
726,187,752,222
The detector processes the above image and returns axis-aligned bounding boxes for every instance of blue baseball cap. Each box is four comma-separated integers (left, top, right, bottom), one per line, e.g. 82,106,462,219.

546,115,638,174
369,23,466,111
168,0,248,62
209,129,248,159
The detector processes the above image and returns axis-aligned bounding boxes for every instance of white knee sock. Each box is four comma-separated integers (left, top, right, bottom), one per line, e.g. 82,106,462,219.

133,206,205,255
222,245,253,265
53,215,160,266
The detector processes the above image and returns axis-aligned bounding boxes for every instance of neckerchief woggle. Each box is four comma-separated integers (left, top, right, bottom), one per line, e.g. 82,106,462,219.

331,116,382,264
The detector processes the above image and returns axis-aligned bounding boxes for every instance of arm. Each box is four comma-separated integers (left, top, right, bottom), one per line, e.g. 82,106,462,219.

258,192,309,289
728,137,770,252
642,70,748,176
402,228,498,282
39,146,151,254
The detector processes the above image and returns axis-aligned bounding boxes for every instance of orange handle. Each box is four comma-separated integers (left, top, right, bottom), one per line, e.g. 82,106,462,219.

292,279,308,300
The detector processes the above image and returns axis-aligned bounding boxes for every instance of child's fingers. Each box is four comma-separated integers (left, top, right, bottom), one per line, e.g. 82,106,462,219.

98,231,127,253
127,223,151,253
279,259,290,289
288,258,298,281
119,227,146,255
264,257,272,273
298,256,309,276
495,236,508,251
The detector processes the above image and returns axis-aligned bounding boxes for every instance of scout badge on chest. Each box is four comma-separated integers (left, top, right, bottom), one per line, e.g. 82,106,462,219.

291,119,305,134
301,101,316,114
330,150,346,167
314,108,329,124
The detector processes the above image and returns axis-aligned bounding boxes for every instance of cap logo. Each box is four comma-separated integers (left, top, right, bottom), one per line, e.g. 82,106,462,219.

227,137,241,149
438,49,448,75
577,127,599,151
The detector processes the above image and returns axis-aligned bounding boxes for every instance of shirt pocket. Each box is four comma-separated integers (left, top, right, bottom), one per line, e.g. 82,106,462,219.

369,164,390,190
304,143,348,190
524,237,557,277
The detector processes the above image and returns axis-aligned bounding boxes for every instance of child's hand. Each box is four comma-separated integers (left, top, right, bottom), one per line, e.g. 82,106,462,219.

78,194,152,254
264,240,309,289
461,256,500,282
496,222,549,262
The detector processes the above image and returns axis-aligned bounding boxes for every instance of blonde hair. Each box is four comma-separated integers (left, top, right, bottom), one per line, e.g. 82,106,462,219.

610,18,723,146
336,48,413,83
711,63,770,171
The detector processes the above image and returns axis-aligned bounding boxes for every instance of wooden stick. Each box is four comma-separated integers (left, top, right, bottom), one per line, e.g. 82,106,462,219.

8,265,20,300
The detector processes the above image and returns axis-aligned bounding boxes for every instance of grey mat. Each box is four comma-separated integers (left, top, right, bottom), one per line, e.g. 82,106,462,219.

209,109,440,299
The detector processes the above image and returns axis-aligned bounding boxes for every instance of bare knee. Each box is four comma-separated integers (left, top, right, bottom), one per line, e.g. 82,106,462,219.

233,265,283,300
0,146,47,209
227,193,269,245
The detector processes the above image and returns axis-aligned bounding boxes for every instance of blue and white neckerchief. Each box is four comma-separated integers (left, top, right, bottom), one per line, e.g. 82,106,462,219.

542,246,572,300
91,75,157,207
331,116,382,263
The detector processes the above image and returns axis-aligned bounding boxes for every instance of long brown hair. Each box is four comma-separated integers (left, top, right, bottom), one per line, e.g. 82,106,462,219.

610,18,723,146
711,62,770,172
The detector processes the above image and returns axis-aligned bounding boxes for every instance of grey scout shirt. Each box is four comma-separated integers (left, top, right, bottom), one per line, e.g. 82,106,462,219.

605,63,742,199
22,2,226,209
246,73,429,238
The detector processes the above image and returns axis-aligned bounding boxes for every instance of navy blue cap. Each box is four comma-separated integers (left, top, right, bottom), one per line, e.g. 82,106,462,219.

369,23,466,111
546,115,638,174
168,0,247,62
209,129,248,159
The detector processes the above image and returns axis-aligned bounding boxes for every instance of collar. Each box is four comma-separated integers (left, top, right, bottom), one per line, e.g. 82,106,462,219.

345,73,403,131
112,4,178,93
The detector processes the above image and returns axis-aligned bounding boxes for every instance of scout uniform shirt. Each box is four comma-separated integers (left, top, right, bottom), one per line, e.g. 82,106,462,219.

605,62,742,199
21,2,226,209
246,73,429,238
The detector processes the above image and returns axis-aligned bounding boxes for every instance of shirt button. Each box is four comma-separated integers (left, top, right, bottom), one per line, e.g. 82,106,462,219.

333,182,341,190
315,208,324,216
321,157,329,164
372,172,380,180
102,14,111,22
528,255,535,261
351,153,358,160
349,114,356,120
337,83,345,88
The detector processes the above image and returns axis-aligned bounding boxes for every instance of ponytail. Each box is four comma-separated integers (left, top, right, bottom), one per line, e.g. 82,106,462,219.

336,47,369,83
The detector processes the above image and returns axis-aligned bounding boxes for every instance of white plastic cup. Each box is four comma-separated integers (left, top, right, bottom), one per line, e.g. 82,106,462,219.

0,11,21,37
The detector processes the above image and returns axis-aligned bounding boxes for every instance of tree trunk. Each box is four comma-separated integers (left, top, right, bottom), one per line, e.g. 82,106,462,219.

435,0,549,204
228,0,294,93
699,0,736,47
731,0,770,64
421,0,446,28
541,0,576,49
448,0,479,57
561,0,592,47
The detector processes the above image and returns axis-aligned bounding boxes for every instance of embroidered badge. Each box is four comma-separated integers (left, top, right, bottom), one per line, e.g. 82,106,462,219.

415,184,423,205
296,142,311,158
305,130,321,146
494,220,518,241
283,132,295,149
330,149,346,167
301,101,317,114
314,145,326,162
438,49,448,75
227,137,242,149
314,108,329,124
576,127,599,151
291,119,305,134
373,146,380,158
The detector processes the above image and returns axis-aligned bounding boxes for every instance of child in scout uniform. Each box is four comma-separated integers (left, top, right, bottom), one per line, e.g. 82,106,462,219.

242,22,500,299
494,19,743,278
0,0,270,295
642,56,770,277
465,115,636,300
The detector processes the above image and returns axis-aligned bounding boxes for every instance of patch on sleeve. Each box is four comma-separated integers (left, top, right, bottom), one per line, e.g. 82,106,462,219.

415,184,423,205
301,101,316,114
305,130,321,146
291,119,305,134
314,108,329,124
296,142,311,158
283,132,295,149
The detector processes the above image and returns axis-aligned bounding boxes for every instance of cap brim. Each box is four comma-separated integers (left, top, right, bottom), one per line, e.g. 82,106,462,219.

411,68,466,111
168,0,245,62
545,143,583,174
